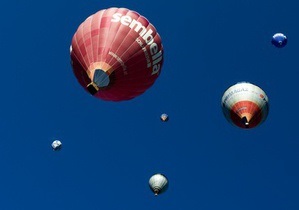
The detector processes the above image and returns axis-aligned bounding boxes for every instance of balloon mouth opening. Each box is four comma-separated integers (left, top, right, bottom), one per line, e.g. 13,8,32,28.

86,69,110,95
52,144,62,151
93,69,110,88
52,146,62,151
241,116,250,128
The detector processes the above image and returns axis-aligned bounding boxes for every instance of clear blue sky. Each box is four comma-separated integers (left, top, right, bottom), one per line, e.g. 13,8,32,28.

1,0,299,209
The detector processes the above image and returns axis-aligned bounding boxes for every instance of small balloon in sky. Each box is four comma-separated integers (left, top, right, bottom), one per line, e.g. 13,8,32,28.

160,113,169,122
221,82,269,129
51,140,62,151
149,173,169,196
271,33,287,48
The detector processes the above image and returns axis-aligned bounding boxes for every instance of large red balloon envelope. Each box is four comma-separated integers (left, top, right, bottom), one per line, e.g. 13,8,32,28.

70,7,164,101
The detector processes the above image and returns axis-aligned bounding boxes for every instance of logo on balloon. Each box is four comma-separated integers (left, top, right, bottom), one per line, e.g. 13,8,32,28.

111,13,163,76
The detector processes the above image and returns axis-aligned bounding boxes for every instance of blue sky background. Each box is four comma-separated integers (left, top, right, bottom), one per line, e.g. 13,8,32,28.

1,0,299,209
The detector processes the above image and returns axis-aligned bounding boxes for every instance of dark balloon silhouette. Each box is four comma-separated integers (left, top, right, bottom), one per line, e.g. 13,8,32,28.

272,33,287,48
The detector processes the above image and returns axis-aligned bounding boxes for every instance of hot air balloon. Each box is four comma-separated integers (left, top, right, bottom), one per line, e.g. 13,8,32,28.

70,7,164,101
160,113,169,122
51,140,62,151
221,82,269,129
149,173,168,196
271,33,287,48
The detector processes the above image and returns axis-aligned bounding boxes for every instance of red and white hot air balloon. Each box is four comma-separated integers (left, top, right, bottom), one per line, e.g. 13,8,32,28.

70,7,164,101
221,82,269,129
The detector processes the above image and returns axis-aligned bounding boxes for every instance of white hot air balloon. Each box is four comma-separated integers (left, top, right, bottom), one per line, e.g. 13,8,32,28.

221,82,269,129
51,140,62,151
149,173,169,196
160,113,169,122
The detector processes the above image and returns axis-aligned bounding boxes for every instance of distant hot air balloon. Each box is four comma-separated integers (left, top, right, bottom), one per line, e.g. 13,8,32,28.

160,113,169,122
51,140,62,151
70,7,164,101
271,33,287,48
149,173,168,196
221,82,269,129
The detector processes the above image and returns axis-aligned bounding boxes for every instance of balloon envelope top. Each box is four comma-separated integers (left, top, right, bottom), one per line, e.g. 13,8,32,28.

271,33,287,48
221,82,269,129
70,7,164,101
